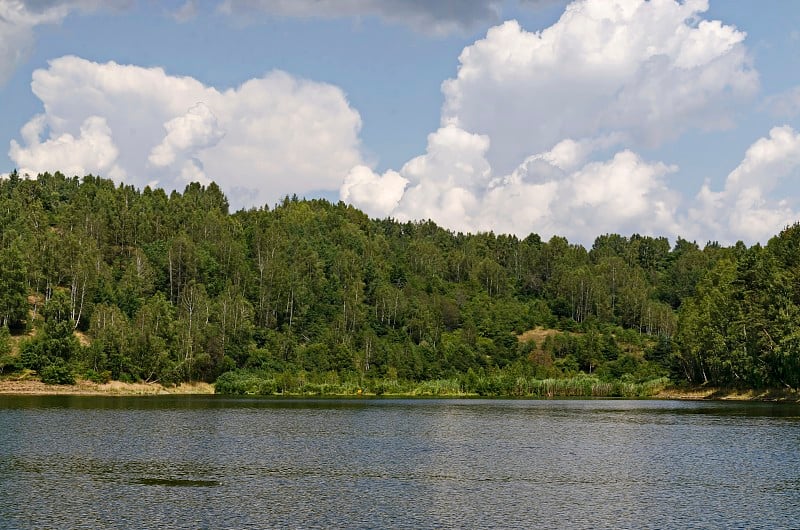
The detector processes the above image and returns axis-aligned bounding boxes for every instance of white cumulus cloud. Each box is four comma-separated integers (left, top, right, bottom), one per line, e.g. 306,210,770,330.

340,165,408,218
9,55,364,208
148,102,225,168
687,126,800,244
340,0,783,245
9,114,125,179
393,126,491,230
441,0,757,174
345,125,680,242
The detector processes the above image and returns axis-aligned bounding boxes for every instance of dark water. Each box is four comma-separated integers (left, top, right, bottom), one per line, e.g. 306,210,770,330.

1,397,799,529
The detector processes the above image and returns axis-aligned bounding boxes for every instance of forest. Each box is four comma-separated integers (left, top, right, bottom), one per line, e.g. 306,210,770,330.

0,170,798,396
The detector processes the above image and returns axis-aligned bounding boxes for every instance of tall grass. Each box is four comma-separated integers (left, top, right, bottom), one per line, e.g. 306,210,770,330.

408,378,464,396
215,370,670,398
467,373,669,398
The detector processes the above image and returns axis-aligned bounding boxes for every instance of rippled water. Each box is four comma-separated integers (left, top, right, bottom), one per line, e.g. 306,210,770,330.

0,396,798,529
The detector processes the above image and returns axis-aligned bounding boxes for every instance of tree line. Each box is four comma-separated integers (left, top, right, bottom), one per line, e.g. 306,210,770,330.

0,170,797,392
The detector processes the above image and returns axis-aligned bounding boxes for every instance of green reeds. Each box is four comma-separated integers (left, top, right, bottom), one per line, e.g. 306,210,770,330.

215,369,670,398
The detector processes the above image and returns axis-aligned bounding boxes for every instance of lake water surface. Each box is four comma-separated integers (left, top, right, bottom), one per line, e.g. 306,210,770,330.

1,396,798,529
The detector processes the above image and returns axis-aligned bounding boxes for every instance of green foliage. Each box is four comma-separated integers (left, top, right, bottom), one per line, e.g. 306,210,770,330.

0,326,10,356
213,367,669,398
83,368,112,384
0,355,19,375
5,172,798,392
19,341,42,371
20,291,81,375
40,361,75,385
0,242,28,329
0,327,19,375
215,370,277,395
672,225,800,389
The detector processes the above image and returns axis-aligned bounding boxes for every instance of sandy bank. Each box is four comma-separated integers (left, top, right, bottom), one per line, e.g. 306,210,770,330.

0,379,214,396
656,386,800,402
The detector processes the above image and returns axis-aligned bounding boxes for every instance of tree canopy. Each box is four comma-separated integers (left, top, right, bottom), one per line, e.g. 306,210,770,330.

0,171,798,393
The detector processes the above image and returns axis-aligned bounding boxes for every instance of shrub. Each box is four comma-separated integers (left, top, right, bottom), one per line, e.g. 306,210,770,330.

19,341,45,371
0,326,11,356
84,369,112,384
215,370,277,395
40,362,75,385
0,354,21,375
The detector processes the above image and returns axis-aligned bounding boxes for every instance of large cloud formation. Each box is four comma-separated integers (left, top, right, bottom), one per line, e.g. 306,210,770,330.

441,1,757,174
341,0,798,245
348,127,682,243
9,56,363,207
7,0,799,245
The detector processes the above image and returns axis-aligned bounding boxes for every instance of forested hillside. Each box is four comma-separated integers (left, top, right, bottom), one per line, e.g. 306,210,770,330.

0,171,798,395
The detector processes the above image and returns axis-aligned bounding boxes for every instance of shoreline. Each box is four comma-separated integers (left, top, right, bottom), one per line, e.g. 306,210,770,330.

0,378,214,396
654,386,800,402
0,378,798,401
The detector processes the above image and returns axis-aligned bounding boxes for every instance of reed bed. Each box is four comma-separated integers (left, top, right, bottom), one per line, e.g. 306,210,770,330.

215,370,670,398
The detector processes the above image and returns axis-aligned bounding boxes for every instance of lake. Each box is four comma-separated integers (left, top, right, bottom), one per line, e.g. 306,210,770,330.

0,396,798,529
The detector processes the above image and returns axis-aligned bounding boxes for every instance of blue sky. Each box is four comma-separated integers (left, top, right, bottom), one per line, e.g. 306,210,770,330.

2,0,800,245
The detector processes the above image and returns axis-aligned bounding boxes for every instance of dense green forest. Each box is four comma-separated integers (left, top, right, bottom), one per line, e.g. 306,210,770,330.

0,170,798,396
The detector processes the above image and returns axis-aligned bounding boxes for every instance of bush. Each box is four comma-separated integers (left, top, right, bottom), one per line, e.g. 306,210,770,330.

19,341,45,371
40,362,75,385
215,370,277,395
0,326,11,356
84,369,112,384
0,354,21,375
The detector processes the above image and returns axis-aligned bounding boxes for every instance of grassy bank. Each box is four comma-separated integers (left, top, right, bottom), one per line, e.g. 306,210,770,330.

4,372,797,402
213,370,671,398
